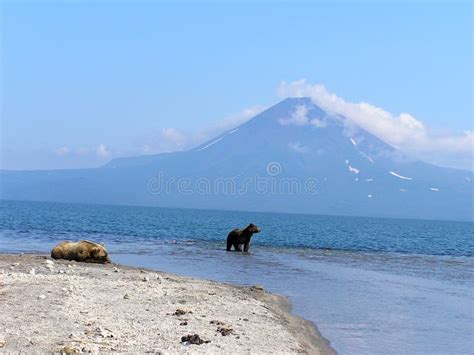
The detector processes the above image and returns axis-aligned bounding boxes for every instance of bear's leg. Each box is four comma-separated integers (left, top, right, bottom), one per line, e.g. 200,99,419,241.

234,243,242,252
226,238,233,251
243,242,250,253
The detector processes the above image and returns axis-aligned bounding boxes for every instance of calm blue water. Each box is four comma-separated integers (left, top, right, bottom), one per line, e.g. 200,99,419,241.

1,200,473,354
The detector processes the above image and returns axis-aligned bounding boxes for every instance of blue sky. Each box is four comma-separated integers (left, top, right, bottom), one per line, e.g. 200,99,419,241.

2,1,472,170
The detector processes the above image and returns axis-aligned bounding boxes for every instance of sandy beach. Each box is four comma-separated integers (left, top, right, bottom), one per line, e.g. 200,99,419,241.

0,253,335,354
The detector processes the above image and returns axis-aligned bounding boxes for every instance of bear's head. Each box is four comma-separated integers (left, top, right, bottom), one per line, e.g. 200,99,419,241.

246,223,261,234
90,246,111,263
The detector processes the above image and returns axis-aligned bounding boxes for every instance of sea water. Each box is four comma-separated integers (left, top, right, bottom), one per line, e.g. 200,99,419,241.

0,200,472,354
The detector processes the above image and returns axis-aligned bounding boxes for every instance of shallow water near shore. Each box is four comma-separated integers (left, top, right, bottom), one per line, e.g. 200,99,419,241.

1,200,473,354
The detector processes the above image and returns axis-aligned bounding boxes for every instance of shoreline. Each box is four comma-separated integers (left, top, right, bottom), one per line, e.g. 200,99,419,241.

0,253,336,354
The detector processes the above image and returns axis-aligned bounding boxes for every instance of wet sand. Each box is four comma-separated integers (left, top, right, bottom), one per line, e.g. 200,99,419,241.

0,253,335,354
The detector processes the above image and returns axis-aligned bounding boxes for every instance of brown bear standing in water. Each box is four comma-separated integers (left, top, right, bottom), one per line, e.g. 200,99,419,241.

51,240,111,263
226,223,261,252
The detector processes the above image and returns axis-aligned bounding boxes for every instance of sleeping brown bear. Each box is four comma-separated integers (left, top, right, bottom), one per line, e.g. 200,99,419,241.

51,240,111,263
226,223,261,252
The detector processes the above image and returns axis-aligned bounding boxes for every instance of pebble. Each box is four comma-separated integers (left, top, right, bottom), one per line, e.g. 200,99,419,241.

81,344,99,353
173,308,192,316
123,294,130,299
29,268,36,275
38,294,46,300
95,326,114,338
0,337,5,348
44,260,54,266
142,276,149,282
181,334,210,345
217,326,234,336
95,326,105,337
60,345,80,354
113,267,120,273
59,270,65,274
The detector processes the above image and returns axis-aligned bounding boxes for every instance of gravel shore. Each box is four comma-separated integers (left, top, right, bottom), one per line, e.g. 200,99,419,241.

0,253,335,354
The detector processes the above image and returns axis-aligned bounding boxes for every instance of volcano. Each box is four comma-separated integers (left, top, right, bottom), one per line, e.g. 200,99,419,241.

2,98,472,220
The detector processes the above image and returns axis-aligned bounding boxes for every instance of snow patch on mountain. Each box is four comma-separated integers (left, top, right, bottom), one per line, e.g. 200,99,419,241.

359,151,375,164
348,137,375,164
345,159,360,174
389,171,412,180
197,137,224,151
349,165,360,174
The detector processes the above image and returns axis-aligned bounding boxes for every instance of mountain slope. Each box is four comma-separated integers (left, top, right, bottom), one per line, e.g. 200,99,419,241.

1,98,472,220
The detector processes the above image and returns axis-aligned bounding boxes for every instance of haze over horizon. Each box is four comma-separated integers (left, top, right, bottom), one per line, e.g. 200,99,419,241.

1,1,472,171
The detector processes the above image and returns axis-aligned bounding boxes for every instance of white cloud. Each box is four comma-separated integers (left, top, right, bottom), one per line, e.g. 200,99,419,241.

311,118,327,128
76,147,90,155
141,128,187,154
192,105,267,145
54,146,70,156
161,128,187,148
288,141,309,153
279,104,327,128
53,144,114,163
279,105,310,126
214,105,267,131
278,79,473,170
96,144,110,158
140,105,267,155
